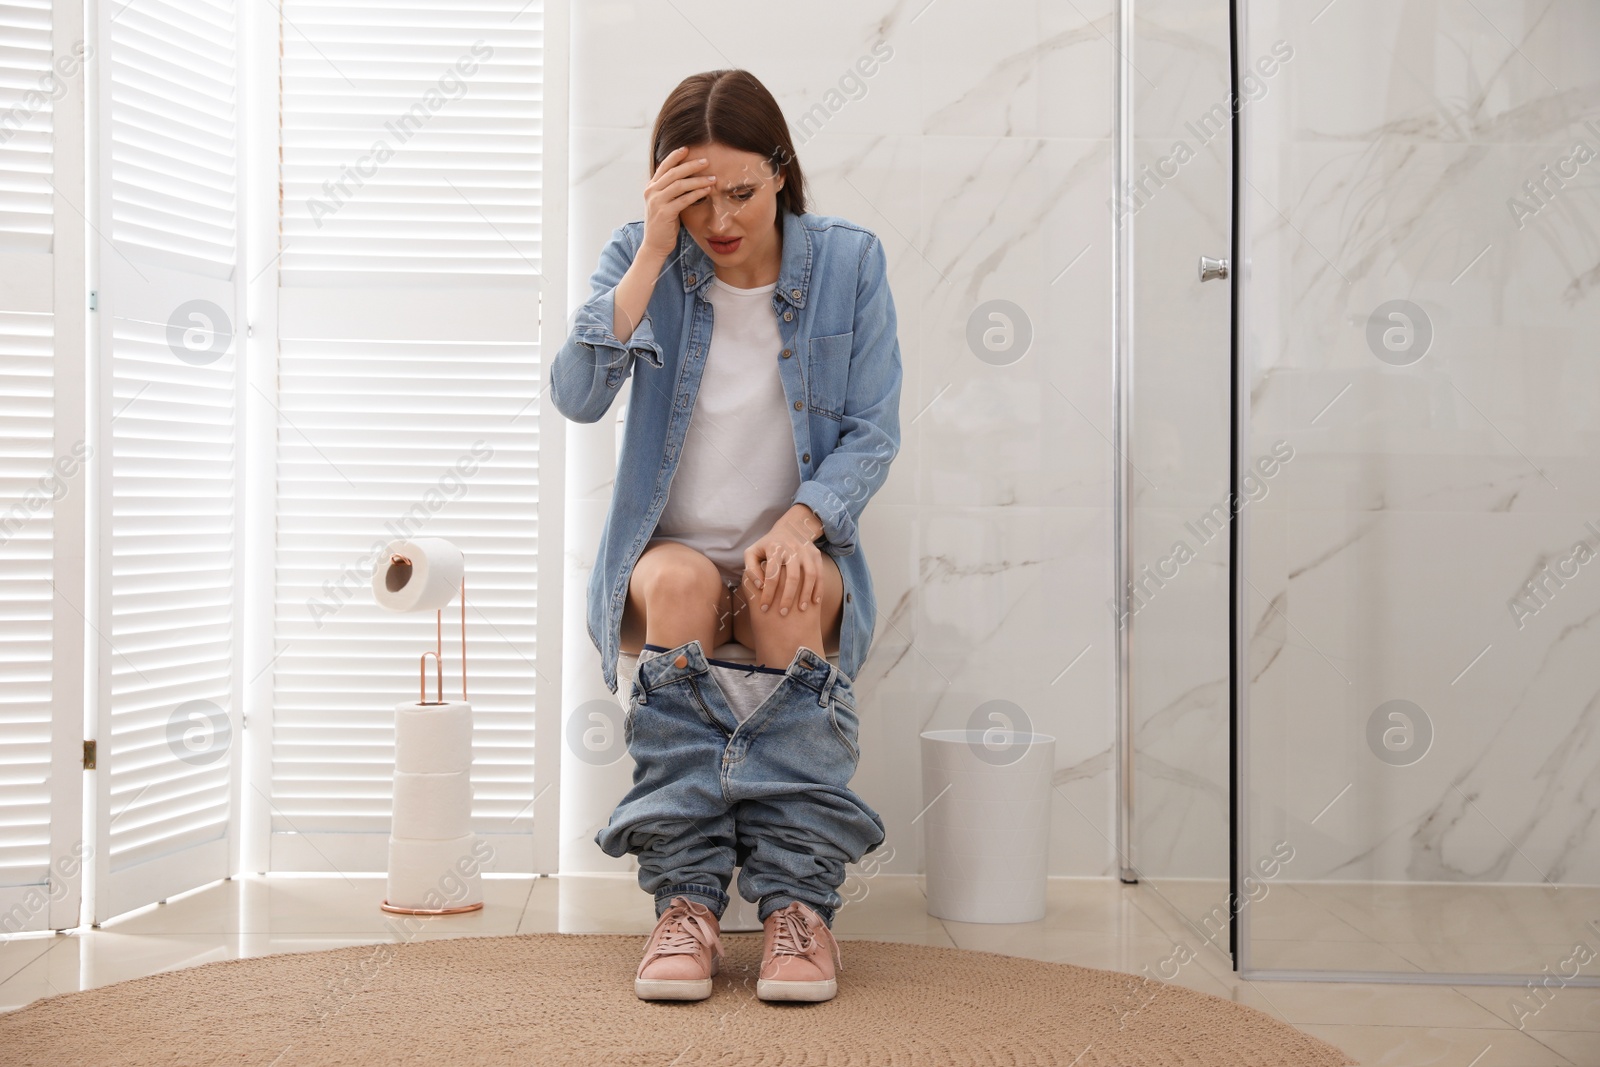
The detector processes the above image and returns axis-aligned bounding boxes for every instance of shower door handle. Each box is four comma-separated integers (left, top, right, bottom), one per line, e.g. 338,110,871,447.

1198,255,1230,282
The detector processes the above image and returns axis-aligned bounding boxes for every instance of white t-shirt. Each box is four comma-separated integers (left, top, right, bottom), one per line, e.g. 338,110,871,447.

652,275,800,583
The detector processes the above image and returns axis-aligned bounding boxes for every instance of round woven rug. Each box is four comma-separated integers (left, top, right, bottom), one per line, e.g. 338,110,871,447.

0,933,1353,1066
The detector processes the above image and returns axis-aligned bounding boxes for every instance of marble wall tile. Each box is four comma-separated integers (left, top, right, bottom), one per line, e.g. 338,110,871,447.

914,135,1111,510
915,0,1116,140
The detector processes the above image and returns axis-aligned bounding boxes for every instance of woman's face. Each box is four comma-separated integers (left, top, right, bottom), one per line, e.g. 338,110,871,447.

675,141,786,263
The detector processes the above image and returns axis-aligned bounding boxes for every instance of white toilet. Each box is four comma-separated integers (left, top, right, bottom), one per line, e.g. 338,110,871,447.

615,641,844,932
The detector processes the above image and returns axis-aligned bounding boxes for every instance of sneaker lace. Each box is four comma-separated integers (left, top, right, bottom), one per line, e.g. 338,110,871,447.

770,906,842,972
649,904,722,963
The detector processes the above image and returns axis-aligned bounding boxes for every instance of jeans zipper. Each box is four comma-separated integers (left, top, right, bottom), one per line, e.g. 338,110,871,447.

687,676,731,737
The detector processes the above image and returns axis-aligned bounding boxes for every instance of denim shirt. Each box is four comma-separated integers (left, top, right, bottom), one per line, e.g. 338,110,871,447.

551,208,903,693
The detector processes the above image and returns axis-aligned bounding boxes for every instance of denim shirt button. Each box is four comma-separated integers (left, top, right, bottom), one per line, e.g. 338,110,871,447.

802,452,810,462
783,310,793,321
793,400,802,411
781,348,791,358
791,288,801,298
686,274,696,285
846,592,851,602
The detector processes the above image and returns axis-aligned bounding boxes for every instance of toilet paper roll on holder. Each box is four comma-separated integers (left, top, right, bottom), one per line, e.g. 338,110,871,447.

384,551,468,707
375,540,483,917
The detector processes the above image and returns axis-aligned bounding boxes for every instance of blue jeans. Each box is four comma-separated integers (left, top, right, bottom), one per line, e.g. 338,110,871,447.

593,638,886,927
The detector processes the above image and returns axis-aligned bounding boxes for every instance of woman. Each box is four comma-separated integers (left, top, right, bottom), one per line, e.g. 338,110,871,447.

550,69,902,1005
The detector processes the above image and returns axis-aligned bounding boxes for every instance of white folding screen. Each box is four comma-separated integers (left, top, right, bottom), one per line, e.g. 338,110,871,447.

0,0,53,254
89,0,242,921
0,0,86,934
267,0,545,874
0,0,556,923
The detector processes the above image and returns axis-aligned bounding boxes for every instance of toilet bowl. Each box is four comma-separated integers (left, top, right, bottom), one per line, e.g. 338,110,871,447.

614,641,844,932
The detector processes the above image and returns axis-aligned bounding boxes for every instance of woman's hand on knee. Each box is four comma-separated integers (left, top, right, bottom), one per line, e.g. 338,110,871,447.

744,516,824,618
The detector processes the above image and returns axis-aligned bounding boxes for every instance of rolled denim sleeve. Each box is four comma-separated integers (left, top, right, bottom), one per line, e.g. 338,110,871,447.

793,234,902,557
549,222,667,425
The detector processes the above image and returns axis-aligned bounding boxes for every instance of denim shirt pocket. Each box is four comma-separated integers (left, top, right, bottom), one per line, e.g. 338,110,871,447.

806,331,853,421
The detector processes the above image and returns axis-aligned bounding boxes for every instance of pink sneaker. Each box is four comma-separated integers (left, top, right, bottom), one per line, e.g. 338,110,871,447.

635,896,724,1001
757,900,841,1002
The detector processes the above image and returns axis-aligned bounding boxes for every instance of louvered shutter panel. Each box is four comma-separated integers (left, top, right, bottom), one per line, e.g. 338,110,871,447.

0,0,53,251
268,1,544,873
0,0,87,934
89,0,242,921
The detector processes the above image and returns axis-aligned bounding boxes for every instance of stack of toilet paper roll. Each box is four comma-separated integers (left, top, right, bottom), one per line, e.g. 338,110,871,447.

387,698,482,911
372,536,483,913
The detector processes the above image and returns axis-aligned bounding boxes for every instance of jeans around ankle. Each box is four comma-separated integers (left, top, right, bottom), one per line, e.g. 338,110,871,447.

593,638,886,927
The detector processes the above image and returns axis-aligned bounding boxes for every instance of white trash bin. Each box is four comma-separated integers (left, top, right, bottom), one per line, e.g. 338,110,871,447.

920,729,1055,923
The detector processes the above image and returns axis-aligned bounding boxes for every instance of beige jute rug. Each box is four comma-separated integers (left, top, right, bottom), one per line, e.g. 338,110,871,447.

0,932,1354,1066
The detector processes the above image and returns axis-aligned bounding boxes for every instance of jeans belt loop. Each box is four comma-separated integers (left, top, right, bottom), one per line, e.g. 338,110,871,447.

818,663,836,708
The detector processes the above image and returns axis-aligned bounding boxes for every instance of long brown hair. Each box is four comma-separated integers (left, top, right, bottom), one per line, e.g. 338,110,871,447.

649,70,807,217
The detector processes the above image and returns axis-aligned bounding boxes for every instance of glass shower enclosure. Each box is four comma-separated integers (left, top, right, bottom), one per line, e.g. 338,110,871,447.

1127,0,1600,984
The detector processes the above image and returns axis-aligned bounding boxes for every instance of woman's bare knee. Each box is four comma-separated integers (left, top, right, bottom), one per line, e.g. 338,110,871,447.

627,542,730,650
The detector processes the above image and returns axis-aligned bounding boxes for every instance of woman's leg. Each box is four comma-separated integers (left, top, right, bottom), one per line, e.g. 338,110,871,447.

600,538,742,920
619,539,737,655
724,649,884,928
723,548,878,930
729,548,844,669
